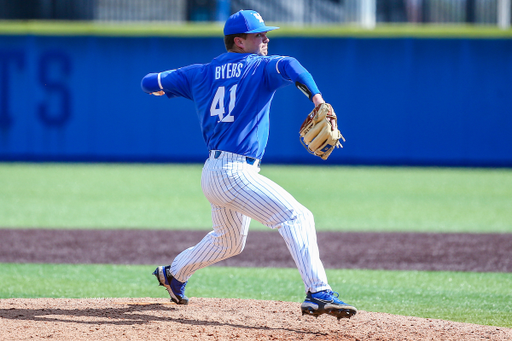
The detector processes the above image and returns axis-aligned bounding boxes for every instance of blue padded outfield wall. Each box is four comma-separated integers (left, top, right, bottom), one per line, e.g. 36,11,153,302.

0,34,511,166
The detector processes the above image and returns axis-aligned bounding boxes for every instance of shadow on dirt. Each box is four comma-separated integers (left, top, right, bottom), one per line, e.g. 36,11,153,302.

0,303,330,336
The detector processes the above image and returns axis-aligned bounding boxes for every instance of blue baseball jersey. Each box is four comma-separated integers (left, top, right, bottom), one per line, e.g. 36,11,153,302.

141,52,320,160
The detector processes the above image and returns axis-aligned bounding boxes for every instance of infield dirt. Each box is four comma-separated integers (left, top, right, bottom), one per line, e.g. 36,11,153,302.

1,229,511,340
1,297,511,340
1,229,511,272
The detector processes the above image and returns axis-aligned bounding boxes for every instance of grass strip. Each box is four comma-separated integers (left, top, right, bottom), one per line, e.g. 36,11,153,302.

1,263,510,328
2,163,511,232
1,20,512,39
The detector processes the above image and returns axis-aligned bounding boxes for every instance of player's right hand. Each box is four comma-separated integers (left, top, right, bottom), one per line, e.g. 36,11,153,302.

150,91,165,96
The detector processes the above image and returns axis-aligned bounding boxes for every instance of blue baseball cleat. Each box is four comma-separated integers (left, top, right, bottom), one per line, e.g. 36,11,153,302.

301,290,357,320
152,265,189,305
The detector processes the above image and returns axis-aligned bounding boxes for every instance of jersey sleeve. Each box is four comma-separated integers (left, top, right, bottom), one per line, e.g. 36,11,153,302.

141,65,198,100
265,56,321,100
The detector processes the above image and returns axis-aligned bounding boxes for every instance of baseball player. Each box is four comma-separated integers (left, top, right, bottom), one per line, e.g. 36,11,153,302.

141,9,356,320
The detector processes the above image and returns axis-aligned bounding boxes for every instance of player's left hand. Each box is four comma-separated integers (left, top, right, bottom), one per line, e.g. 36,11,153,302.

150,91,165,96
299,103,345,160
328,113,337,131
311,94,337,131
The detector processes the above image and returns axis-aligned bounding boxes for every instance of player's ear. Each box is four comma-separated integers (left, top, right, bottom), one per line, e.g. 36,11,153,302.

234,36,245,50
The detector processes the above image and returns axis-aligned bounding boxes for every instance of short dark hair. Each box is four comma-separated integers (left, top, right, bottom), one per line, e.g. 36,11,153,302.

224,33,247,51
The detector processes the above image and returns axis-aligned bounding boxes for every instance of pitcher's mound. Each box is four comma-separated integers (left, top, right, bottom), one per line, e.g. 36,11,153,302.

1,297,510,340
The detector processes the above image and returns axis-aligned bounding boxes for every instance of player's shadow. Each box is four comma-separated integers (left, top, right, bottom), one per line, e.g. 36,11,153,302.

0,304,170,326
0,303,329,335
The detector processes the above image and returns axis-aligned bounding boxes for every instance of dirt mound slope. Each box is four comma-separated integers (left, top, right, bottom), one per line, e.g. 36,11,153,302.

1,297,510,341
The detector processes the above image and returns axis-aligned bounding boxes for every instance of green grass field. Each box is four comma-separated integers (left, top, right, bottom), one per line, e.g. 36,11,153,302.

1,163,511,327
1,163,511,232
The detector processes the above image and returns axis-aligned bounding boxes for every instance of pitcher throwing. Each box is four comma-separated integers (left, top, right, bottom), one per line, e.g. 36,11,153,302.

141,9,356,320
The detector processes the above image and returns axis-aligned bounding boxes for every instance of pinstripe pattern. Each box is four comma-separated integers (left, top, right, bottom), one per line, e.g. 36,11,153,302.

170,150,331,294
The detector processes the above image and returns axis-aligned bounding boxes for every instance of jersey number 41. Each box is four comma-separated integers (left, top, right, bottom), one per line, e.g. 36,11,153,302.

210,84,237,123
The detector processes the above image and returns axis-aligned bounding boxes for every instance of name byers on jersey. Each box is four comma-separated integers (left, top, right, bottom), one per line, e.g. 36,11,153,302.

215,63,243,80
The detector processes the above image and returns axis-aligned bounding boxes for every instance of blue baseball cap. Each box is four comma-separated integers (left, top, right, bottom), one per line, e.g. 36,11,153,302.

223,10,279,36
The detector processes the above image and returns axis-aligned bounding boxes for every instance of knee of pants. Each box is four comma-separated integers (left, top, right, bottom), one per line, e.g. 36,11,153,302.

228,236,247,257
302,208,315,224
279,206,315,230
211,233,248,258
293,206,315,226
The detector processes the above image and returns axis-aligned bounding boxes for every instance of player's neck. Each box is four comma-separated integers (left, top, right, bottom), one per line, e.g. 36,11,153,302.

228,46,245,54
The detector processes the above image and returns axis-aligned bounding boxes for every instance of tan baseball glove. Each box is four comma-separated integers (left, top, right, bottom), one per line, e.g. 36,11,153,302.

299,103,345,160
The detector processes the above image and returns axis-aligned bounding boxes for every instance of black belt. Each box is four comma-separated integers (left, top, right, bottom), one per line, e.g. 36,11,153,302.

212,151,259,166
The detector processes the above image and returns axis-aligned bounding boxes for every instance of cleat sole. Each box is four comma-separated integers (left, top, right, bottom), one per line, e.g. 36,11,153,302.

329,308,357,320
301,306,357,320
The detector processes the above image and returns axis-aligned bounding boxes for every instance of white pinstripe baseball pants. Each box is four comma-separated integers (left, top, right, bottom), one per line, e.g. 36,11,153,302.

170,150,331,294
